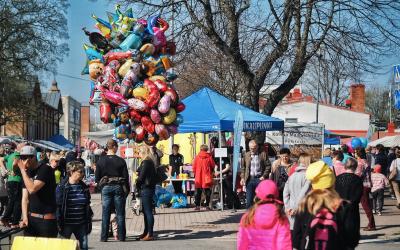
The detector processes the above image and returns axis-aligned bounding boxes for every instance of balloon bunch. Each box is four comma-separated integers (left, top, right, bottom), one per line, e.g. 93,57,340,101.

82,5,184,146
345,137,369,153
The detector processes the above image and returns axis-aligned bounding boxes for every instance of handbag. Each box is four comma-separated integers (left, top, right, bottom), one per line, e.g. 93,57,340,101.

389,160,398,181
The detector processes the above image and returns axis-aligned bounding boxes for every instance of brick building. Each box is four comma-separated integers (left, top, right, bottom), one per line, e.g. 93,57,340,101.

1,79,63,140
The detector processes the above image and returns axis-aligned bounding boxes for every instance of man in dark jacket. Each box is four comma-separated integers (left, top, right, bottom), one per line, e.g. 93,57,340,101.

56,161,92,250
240,140,271,209
375,144,388,175
95,139,129,242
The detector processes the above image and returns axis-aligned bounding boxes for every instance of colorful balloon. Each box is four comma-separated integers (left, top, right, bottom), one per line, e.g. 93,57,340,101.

154,79,168,92
141,116,155,134
144,133,159,146
175,114,184,125
132,87,149,100
162,108,176,125
359,137,368,148
83,44,104,62
118,59,134,77
100,101,114,123
155,124,169,140
103,50,132,63
164,88,178,105
176,102,186,113
129,109,142,123
150,109,161,124
351,138,362,149
158,95,171,114
128,98,148,112
135,125,145,143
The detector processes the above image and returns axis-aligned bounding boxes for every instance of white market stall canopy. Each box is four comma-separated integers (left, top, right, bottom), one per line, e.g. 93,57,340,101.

84,130,114,146
368,135,400,147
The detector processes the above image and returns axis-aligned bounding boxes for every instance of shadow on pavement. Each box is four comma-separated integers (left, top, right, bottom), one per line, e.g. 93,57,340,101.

155,229,236,240
360,233,385,240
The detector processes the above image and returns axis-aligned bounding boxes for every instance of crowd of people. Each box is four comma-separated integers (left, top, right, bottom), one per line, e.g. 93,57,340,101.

0,138,399,250
237,142,400,250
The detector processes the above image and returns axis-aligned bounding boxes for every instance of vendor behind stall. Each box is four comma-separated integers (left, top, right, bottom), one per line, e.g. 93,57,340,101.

169,144,184,193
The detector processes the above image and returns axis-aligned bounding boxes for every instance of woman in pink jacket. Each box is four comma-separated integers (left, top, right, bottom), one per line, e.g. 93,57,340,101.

237,180,292,250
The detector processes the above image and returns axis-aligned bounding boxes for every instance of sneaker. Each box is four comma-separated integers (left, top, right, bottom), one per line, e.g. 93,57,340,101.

372,209,376,214
194,206,200,211
377,212,382,216
391,195,396,200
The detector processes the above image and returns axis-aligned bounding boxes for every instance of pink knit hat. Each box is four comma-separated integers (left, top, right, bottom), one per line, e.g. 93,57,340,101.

255,180,282,203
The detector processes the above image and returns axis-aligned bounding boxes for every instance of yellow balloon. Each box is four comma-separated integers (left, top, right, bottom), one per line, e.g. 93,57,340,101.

162,108,176,125
118,59,134,77
140,43,155,56
132,87,149,100
149,75,166,82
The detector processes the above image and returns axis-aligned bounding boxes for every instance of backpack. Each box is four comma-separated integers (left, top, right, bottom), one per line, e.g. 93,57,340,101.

306,208,339,250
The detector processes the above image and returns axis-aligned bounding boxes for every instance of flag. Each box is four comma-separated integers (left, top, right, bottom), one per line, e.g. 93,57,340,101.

232,110,243,192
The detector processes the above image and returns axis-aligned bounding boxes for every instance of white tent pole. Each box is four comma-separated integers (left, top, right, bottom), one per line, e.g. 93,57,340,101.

218,130,224,211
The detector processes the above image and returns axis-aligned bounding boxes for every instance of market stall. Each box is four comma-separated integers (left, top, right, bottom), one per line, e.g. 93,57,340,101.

177,87,284,210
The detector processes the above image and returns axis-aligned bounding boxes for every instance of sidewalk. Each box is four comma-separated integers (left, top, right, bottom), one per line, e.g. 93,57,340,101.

1,192,399,249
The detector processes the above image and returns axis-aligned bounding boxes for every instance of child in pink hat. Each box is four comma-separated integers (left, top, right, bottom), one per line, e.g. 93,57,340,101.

237,180,291,250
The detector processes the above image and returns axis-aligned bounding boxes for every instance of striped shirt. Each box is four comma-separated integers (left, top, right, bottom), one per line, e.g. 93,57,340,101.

64,184,87,225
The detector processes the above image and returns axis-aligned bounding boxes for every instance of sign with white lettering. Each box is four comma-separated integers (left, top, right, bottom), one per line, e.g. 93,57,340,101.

266,123,324,145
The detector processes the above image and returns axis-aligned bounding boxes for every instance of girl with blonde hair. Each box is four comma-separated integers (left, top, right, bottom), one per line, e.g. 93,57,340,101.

135,144,158,241
292,161,360,250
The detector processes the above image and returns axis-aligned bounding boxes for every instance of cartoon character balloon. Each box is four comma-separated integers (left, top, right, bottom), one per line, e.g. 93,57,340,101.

83,7,183,145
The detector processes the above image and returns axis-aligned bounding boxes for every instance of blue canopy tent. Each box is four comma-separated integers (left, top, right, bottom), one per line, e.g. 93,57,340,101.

179,87,284,133
324,130,340,145
179,87,284,211
48,134,75,150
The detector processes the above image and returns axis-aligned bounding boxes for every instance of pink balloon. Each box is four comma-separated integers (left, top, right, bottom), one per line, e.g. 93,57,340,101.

102,89,128,106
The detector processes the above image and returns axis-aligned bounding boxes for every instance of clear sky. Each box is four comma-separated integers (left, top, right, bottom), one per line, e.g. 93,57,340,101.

42,0,398,105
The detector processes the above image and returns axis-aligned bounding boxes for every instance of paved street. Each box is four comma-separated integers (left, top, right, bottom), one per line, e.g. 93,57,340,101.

1,192,399,249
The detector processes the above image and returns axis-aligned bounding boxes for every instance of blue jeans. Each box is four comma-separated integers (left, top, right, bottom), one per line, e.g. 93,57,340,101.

246,177,260,209
61,224,88,250
141,188,155,237
101,185,126,241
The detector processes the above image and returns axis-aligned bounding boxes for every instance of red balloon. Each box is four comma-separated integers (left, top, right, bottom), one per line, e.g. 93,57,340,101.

141,116,155,134
146,89,160,108
143,79,158,92
154,79,168,92
129,109,142,122
103,50,132,64
100,101,114,123
176,102,186,113
135,126,145,143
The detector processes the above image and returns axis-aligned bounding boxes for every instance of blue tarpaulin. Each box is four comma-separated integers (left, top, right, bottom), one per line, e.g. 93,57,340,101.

324,130,340,145
48,134,75,150
178,87,284,133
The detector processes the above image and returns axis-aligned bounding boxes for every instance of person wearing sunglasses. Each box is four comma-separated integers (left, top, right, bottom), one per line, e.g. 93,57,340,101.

18,145,57,237
56,161,93,250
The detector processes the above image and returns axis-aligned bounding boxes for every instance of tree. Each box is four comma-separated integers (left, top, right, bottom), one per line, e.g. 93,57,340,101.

0,0,69,127
122,0,400,116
